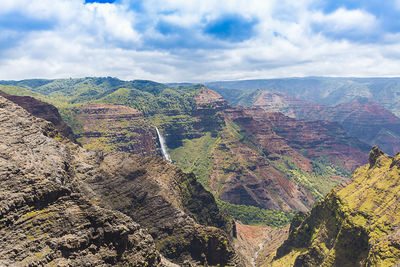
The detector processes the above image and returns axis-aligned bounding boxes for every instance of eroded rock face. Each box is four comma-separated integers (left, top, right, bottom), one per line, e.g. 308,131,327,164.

271,147,400,267
241,109,370,172
0,90,75,142
209,127,315,212
0,96,161,266
194,87,228,135
191,89,315,212
75,103,159,156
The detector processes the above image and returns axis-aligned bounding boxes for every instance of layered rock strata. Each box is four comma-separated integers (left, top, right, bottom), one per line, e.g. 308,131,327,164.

253,91,400,155
75,103,159,156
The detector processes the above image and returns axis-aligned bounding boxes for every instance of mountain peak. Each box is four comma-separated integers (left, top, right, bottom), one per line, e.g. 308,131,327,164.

194,87,228,107
369,145,385,168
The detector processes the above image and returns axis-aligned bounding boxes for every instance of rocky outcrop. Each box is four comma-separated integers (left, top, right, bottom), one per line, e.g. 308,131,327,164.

194,87,229,109
270,147,400,266
0,90,75,142
0,96,161,266
368,145,385,167
75,103,159,156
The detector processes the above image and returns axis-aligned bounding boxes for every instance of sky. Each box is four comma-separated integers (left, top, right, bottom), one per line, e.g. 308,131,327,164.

1,0,400,82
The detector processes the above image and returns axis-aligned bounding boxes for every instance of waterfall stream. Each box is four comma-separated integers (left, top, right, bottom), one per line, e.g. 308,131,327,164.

156,127,172,163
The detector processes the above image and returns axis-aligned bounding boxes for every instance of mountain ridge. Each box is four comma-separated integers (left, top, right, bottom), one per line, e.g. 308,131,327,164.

269,146,400,266
249,91,400,155
206,77,400,117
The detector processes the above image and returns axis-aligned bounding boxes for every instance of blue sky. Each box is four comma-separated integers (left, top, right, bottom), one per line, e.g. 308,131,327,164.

0,0,400,82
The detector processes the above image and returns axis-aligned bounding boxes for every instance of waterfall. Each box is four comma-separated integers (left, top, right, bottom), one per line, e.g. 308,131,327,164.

156,127,172,163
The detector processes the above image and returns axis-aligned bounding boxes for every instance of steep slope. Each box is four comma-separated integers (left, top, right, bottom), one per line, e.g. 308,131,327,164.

228,107,369,171
250,90,323,118
0,89,75,141
0,96,161,266
312,101,400,156
270,146,400,266
0,95,243,266
245,109,369,171
73,103,159,156
252,91,400,155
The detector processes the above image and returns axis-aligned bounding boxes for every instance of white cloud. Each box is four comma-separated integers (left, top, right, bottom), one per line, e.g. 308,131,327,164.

312,8,378,33
0,0,398,82
84,3,140,43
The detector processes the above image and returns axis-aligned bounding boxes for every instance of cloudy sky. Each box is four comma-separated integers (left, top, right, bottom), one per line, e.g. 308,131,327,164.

1,0,400,82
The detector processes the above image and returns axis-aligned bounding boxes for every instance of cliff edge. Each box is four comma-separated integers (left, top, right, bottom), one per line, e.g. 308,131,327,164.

270,146,400,266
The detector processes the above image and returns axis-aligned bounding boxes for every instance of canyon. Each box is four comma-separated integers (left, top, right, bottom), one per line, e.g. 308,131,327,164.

0,79,371,218
2,77,400,266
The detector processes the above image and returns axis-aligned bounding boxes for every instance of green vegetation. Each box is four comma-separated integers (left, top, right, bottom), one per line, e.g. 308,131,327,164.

169,127,300,228
0,84,46,99
170,120,256,192
0,78,203,140
1,77,201,112
151,114,199,149
216,199,296,228
311,156,350,177
97,86,201,116
170,133,217,189
270,156,348,200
